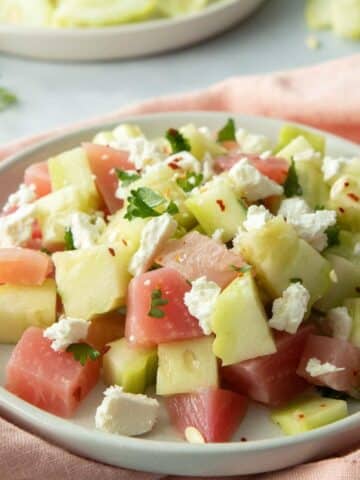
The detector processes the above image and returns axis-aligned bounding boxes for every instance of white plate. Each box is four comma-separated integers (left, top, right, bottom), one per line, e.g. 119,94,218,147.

0,112,359,476
0,0,264,61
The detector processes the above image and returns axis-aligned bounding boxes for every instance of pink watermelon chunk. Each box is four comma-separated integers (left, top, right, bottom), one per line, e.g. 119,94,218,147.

6,327,100,418
125,267,203,347
156,231,245,289
83,143,134,213
222,326,314,407
0,248,53,286
297,334,360,395
24,162,51,198
166,387,248,443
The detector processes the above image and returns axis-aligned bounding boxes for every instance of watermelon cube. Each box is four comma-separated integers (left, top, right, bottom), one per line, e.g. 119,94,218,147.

166,387,248,443
6,327,100,417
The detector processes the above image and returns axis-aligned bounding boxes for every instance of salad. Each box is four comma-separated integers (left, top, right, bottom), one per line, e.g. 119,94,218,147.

0,0,220,28
1,118,360,443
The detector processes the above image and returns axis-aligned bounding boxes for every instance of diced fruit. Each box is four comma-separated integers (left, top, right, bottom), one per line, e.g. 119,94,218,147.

185,178,247,242
329,175,360,232
156,337,218,395
295,159,329,209
0,248,52,286
48,147,101,210
276,136,315,163
237,217,331,304
83,143,134,214
212,273,276,366
179,124,225,160
315,254,360,311
53,245,133,320
86,311,125,351
345,298,360,348
125,267,203,347
271,395,348,435
222,326,314,406
5,326,100,417
34,186,90,248
326,230,360,263
332,0,360,39
156,231,245,289
214,153,289,185
24,161,51,198
102,338,157,394
0,279,56,343
297,334,360,395
276,125,326,155
0,0,54,26
166,387,248,442
98,212,145,252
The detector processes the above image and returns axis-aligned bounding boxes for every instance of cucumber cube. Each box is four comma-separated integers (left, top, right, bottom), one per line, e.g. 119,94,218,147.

344,298,360,348
179,124,225,160
277,125,325,156
271,395,348,435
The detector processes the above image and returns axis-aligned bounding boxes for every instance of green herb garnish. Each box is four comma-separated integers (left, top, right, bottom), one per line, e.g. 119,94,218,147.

290,277,303,284
67,343,101,366
176,171,203,193
125,187,179,220
148,289,169,318
166,128,191,154
316,386,350,400
230,263,252,274
115,169,141,187
325,224,341,248
0,87,17,112
283,159,303,197
217,118,236,142
64,228,75,250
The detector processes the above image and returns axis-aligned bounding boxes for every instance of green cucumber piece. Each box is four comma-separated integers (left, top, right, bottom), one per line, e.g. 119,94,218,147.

276,125,326,156
344,298,360,348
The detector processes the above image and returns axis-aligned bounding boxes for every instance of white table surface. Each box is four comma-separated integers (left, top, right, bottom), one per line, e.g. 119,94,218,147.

1,0,359,145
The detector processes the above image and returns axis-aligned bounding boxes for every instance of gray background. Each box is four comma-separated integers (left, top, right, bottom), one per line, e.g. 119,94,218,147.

1,0,359,144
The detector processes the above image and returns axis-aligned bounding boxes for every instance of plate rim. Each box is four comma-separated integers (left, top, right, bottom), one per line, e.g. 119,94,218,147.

0,110,359,456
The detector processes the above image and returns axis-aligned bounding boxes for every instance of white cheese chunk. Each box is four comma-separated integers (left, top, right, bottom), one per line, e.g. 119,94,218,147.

278,197,311,220
289,210,337,251
0,204,35,247
184,277,221,335
269,282,310,334
327,306,353,341
95,386,159,436
321,156,348,182
165,151,201,173
228,158,283,202
305,358,345,377
110,136,165,171
129,213,177,277
44,316,89,351
68,212,106,249
243,205,273,232
202,152,215,182
235,128,273,154
3,183,36,213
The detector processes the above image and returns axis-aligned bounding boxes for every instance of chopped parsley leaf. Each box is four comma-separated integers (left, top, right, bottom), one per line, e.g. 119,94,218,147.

217,118,236,142
64,228,75,250
67,343,101,366
0,87,17,112
124,187,179,220
148,289,169,318
283,159,303,197
115,169,141,187
325,223,341,248
166,128,191,154
176,171,203,192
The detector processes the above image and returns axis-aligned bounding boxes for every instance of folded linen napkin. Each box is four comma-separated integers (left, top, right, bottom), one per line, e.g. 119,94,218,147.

1,54,359,480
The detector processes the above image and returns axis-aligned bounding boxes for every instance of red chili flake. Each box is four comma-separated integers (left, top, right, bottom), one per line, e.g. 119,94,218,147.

108,247,116,257
347,193,360,202
344,182,350,187
339,207,345,213
240,437,247,442
168,161,181,170
121,238,128,247
216,199,226,212
298,413,305,419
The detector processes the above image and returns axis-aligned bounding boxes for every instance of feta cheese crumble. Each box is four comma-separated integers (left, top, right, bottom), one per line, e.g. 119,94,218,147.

269,282,310,334
321,156,349,182
184,277,221,335
0,204,35,247
68,212,106,249
327,307,353,341
44,316,89,351
128,213,177,277
278,197,311,220
243,205,273,232
202,152,216,182
235,128,273,154
165,151,201,173
95,386,159,436
110,136,165,171
3,183,36,213
305,358,345,377
228,158,283,202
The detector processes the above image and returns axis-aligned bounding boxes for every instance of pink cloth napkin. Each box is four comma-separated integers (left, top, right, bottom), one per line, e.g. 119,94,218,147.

1,54,360,479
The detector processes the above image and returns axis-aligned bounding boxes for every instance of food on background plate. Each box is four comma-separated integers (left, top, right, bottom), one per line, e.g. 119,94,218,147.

0,0,222,28
1,117,359,443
